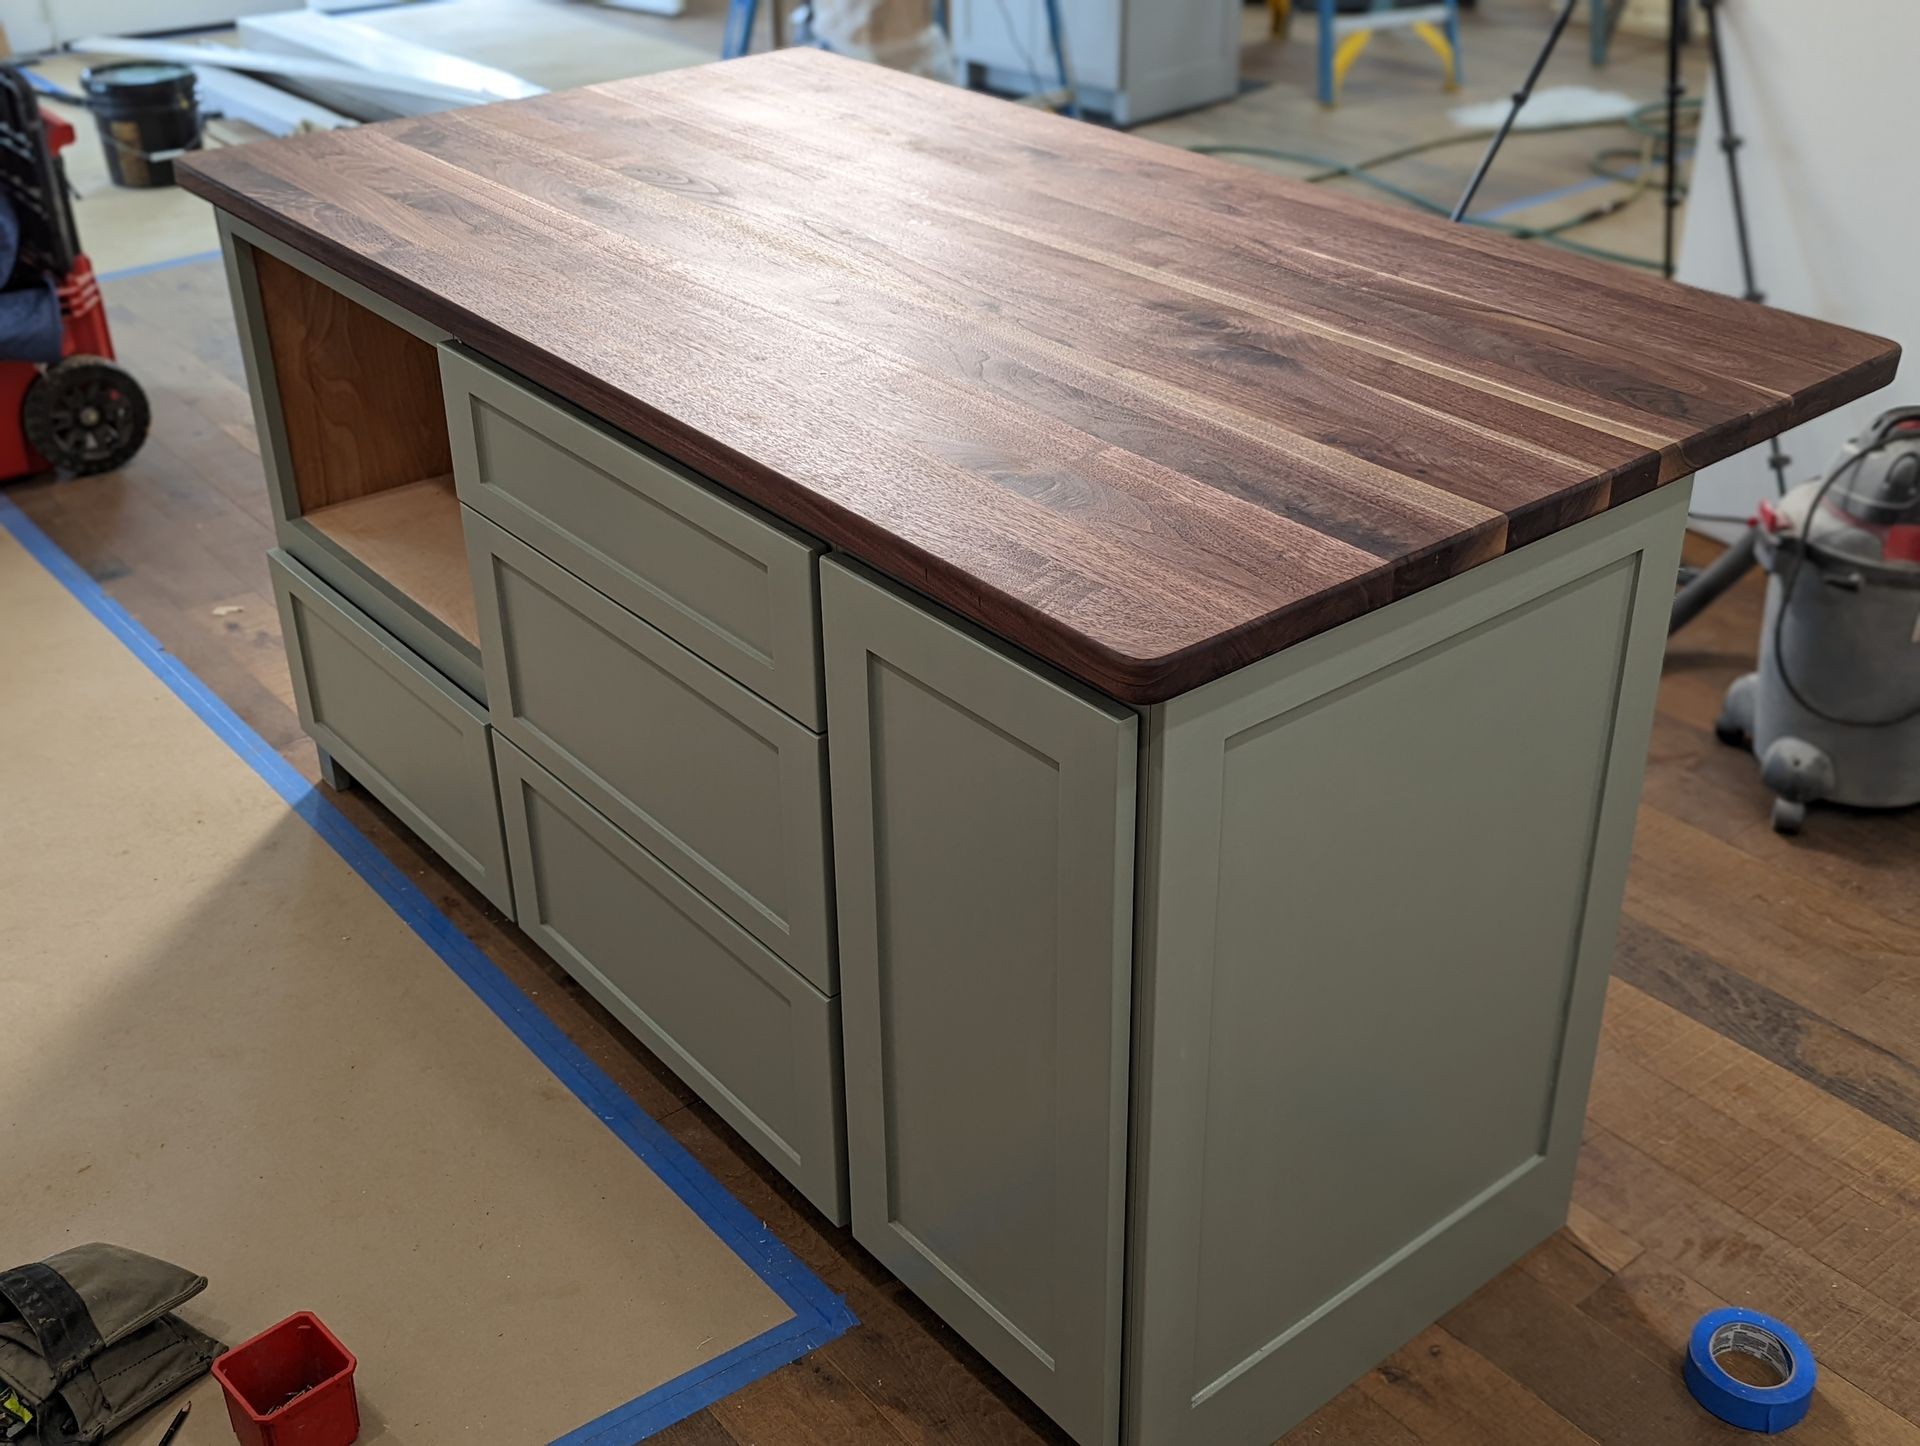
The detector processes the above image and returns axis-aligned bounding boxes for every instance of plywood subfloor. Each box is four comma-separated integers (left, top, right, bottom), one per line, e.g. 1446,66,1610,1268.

0,512,789,1444
305,474,479,646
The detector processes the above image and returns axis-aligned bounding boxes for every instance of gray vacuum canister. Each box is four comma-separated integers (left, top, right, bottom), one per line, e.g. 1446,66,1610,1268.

1717,407,1920,833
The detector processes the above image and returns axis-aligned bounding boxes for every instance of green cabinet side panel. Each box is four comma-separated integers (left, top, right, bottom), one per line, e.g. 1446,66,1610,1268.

268,548,512,914
1124,482,1691,1445
822,557,1136,1446
495,736,848,1223
467,511,837,993
441,344,825,727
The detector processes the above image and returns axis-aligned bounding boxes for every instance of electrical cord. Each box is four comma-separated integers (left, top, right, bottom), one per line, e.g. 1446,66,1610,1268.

1770,440,1920,729
991,0,1074,117
1188,99,1703,271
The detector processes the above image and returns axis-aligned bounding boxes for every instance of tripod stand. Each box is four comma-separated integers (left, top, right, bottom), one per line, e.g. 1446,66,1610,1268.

1448,0,1793,507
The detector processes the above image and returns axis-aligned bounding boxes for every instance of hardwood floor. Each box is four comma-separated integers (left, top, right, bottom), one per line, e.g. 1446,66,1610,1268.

16,22,1918,1437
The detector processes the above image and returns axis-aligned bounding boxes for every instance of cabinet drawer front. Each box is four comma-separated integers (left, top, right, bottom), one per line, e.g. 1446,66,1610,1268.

269,550,512,914
441,345,824,727
823,558,1137,1446
495,735,847,1223
468,512,837,993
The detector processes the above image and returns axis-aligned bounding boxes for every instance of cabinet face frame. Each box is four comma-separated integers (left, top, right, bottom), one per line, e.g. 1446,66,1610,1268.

1122,482,1691,1445
217,211,484,700
823,557,1138,1446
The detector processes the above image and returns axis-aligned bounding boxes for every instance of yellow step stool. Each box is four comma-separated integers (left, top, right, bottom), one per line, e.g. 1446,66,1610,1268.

1268,0,1462,105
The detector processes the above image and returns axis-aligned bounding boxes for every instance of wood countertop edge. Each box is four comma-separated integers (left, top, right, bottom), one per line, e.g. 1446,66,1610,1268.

178,165,1904,707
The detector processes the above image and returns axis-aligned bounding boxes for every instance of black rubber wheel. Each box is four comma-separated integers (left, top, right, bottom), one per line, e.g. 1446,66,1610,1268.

23,356,151,476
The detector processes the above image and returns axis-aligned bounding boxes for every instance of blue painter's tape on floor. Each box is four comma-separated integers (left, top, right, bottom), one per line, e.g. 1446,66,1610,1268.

97,249,225,285
0,491,857,1444
1469,149,1693,224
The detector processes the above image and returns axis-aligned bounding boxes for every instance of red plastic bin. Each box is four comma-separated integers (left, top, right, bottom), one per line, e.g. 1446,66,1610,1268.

211,1312,360,1446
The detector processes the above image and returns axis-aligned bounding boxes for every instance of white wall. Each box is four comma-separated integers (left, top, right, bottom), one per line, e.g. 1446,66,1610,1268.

0,0,55,52
2,0,289,52
1677,0,1916,535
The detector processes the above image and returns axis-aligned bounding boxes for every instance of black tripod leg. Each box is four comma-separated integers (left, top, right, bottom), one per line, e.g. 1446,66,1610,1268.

1662,0,1685,277
1699,0,1791,493
1670,525,1758,634
1700,0,1759,299
1450,0,1579,223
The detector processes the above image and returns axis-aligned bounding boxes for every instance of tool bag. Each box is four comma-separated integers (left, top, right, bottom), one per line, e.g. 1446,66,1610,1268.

0,1244,220,1444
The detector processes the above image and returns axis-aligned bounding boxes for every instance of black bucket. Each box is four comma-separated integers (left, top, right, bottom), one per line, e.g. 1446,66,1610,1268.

80,61,200,189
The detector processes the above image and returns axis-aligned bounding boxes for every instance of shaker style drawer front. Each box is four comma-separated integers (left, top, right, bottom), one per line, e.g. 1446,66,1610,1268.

468,512,837,994
495,735,848,1223
268,550,512,914
440,344,824,727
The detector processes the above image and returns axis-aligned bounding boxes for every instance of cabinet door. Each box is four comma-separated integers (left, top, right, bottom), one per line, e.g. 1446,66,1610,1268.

822,558,1136,1446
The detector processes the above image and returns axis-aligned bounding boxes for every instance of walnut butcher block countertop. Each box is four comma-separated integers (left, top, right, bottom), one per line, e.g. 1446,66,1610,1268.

178,49,1899,704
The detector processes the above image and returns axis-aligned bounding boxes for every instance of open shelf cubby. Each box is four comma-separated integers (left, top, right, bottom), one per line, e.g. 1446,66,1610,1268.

254,249,477,647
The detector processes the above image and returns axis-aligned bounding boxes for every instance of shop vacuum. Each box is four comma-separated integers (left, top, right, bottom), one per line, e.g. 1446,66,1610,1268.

1673,408,1920,833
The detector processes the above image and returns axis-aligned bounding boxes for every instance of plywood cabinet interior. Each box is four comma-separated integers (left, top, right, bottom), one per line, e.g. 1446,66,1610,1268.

250,247,478,650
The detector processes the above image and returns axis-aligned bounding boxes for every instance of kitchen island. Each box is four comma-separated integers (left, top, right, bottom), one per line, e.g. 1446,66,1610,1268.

179,49,1897,1446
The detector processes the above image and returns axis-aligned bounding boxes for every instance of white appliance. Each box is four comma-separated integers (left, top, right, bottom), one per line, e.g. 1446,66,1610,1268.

950,0,1242,125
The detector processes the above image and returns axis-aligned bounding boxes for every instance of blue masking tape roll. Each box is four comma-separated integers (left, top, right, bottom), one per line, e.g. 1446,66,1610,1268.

1684,1308,1817,1433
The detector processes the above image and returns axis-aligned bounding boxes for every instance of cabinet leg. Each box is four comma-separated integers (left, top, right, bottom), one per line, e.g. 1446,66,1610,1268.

317,747,353,792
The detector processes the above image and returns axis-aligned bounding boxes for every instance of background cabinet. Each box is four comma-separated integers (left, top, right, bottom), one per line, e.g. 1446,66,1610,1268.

949,0,1243,124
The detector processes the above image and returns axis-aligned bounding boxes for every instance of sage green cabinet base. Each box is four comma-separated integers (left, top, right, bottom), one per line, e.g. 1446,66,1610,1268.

315,747,350,792
231,196,1693,1446
821,484,1690,1445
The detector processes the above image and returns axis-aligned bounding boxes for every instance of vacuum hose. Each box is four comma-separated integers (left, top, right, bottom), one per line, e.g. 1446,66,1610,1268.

1670,526,1759,634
